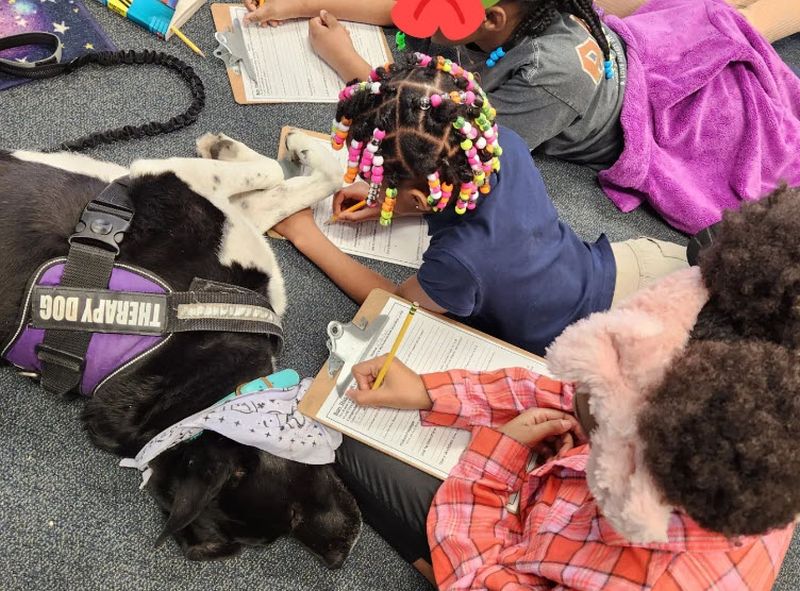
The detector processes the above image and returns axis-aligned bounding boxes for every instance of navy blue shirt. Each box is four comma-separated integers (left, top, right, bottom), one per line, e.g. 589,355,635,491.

417,127,616,355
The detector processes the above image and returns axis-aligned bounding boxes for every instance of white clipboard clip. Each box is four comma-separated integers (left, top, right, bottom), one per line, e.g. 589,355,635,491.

213,18,257,81
326,315,389,397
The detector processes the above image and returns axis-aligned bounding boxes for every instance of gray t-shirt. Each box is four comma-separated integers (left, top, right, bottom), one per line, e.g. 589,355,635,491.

456,13,628,169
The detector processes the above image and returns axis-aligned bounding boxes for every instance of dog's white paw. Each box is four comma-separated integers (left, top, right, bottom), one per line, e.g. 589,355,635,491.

285,131,340,180
196,133,239,160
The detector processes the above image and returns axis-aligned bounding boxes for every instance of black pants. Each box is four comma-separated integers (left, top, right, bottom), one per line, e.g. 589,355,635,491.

335,436,441,564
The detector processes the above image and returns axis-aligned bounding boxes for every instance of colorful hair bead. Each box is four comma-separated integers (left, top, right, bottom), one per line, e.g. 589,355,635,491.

330,117,351,150
343,138,363,184
367,182,381,207
604,59,614,80
414,52,432,67
380,187,398,226
335,53,503,220
436,183,452,211
486,47,505,68
395,31,407,51
426,172,442,206
455,182,474,215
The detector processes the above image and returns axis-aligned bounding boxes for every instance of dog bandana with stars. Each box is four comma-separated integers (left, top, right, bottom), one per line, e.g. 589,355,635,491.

120,377,342,489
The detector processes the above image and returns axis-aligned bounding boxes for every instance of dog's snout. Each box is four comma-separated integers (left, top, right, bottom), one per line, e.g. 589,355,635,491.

323,551,346,570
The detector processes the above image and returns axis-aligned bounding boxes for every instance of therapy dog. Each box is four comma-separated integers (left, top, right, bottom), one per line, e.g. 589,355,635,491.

0,132,361,566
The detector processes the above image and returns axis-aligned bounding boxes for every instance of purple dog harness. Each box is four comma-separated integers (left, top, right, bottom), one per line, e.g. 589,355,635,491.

1,176,283,396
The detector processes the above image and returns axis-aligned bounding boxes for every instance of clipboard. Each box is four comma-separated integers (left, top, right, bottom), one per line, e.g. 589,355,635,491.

299,288,549,479
210,4,393,105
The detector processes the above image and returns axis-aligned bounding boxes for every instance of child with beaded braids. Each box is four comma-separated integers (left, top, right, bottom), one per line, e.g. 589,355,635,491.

274,54,686,356
252,0,800,234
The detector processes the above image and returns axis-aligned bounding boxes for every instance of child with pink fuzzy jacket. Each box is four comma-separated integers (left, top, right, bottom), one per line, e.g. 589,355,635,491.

335,187,800,589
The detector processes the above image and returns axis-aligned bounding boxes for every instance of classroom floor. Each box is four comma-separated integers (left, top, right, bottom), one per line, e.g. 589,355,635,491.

1,4,799,590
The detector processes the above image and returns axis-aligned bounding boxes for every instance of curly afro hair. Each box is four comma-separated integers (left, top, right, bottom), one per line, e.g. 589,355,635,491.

699,185,800,348
639,339,800,537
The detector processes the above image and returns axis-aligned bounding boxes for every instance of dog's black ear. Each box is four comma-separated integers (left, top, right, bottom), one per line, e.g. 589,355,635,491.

155,460,235,547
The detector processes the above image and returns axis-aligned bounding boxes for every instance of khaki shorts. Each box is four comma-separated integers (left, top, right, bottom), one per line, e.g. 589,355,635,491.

610,238,689,305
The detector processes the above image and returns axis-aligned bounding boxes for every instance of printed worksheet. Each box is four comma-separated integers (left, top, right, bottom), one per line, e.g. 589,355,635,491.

278,132,430,268
317,298,551,479
229,6,391,102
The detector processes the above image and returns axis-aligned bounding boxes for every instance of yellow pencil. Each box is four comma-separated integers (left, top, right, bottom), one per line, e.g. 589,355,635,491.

328,199,367,224
372,302,418,390
170,26,205,58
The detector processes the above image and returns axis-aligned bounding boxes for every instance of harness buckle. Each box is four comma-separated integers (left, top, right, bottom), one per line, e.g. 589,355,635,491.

68,200,133,255
35,343,85,374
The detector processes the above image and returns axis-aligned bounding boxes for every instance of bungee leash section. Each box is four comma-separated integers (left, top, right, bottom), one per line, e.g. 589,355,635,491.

0,32,206,152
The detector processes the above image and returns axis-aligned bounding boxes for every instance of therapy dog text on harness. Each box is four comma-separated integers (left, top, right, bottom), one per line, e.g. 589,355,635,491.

1,176,283,396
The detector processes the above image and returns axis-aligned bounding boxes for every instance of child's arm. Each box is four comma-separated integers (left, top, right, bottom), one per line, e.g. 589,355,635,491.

347,359,574,431
273,208,446,311
420,368,573,430
309,11,372,82
428,417,575,590
245,0,394,26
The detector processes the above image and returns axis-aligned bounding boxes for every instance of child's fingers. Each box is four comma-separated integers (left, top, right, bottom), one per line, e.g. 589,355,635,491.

319,9,339,28
526,419,574,446
337,207,376,223
245,9,266,23
332,191,360,215
350,355,388,390
556,432,574,458
244,0,256,12
309,16,324,32
346,386,391,407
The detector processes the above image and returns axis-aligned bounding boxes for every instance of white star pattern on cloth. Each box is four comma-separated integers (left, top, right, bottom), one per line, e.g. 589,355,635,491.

16,17,28,26
52,20,69,33
120,379,342,489
84,43,94,50
14,57,29,63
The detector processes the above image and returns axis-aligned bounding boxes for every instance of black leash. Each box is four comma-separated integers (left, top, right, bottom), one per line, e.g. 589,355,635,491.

0,32,205,152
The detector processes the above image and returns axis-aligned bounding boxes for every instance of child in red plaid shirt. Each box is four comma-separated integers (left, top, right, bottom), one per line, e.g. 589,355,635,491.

336,190,800,590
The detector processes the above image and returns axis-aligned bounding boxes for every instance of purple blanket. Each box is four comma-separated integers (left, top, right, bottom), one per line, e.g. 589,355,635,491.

599,0,800,234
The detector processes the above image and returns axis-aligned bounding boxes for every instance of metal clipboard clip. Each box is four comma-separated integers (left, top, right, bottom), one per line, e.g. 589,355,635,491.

326,314,389,397
213,18,257,81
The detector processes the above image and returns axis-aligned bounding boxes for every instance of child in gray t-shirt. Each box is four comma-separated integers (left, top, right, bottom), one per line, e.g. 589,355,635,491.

246,0,800,234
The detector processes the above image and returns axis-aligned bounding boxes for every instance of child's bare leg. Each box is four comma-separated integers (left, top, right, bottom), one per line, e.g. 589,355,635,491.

610,238,688,305
412,559,436,585
594,0,647,17
738,0,800,42
595,0,758,17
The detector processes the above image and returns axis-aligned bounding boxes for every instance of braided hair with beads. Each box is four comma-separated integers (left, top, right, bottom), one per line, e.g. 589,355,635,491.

508,0,614,78
330,54,502,226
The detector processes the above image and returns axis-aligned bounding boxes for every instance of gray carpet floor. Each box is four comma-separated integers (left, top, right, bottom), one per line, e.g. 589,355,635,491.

1,4,798,590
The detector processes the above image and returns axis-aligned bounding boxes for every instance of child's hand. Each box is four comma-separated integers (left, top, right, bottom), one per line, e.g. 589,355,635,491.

309,11,358,74
244,0,295,26
332,183,380,222
272,208,316,242
346,355,432,410
498,408,579,450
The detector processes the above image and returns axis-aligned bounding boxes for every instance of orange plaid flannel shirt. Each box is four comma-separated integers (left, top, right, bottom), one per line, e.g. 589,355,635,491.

420,368,794,591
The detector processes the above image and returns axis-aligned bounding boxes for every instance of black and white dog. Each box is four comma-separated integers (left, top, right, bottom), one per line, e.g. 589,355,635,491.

0,132,361,566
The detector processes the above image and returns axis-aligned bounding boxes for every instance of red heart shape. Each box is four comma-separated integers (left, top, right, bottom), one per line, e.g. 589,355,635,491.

392,0,485,41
